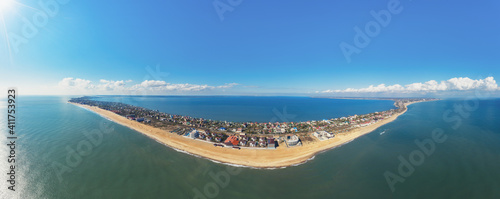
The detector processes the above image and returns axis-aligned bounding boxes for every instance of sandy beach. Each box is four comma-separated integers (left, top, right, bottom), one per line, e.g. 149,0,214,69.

69,101,420,168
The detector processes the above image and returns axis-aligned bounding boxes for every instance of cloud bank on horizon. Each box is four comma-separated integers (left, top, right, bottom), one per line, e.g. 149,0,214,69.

55,76,499,96
58,78,239,95
318,77,499,94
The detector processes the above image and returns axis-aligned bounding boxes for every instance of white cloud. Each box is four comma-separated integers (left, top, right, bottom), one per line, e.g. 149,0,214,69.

320,77,499,93
97,79,126,91
57,78,239,94
139,80,167,88
58,78,94,89
217,83,240,89
132,80,237,92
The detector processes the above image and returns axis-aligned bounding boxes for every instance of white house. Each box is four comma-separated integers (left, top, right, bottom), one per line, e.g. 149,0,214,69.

188,130,199,139
286,135,300,146
313,131,335,141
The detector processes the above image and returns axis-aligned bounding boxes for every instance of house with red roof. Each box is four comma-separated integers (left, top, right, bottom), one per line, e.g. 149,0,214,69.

224,136,239,146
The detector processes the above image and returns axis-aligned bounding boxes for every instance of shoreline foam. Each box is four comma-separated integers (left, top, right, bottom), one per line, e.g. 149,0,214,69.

68,101,422,168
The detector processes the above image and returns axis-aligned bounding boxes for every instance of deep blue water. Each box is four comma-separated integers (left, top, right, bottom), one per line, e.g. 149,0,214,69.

93,96,396,122
1,96,500,199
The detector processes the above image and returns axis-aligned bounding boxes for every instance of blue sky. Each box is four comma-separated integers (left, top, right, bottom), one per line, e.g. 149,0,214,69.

1,0,499,96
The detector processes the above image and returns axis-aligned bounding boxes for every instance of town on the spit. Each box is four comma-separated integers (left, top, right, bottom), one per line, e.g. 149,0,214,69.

69,97,435,150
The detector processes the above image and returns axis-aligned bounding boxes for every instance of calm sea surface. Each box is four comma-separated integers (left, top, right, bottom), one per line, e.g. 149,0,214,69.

1,96,499,199
93,96,396,122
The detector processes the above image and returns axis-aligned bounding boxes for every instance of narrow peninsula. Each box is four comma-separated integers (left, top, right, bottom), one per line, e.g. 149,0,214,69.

68,97,436,168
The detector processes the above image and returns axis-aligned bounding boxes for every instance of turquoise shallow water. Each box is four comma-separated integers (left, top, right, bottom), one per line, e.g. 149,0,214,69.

1,96,499,199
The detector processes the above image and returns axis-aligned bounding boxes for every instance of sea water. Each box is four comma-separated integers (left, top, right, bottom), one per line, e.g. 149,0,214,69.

1,96,499,198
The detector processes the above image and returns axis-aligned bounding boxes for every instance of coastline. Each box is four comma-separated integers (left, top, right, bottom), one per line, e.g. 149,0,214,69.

69,101,422,168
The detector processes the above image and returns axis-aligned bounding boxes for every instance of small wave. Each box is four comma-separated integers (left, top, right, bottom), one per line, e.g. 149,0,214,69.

206,159,255,169
201,153,319,170
71,104,114,122
289,156,316,167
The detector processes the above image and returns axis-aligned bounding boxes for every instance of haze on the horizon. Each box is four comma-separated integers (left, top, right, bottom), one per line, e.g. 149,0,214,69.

0,0,499,97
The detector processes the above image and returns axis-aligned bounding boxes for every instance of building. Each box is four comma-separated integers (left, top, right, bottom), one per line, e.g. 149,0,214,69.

286,135,300,146
267,138,275,149
249,141,256,147
359,121,374,127
224,136,239,146
188,130,199,139
313,131,335,141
